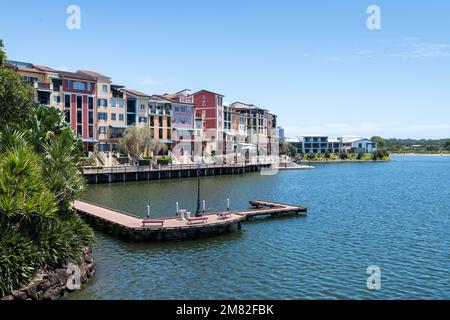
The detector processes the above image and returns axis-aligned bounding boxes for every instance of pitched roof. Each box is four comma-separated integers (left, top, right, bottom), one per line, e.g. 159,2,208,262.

193,89,224,97
57,70,96,81
33,65,56,72
79,70,111,79
123,88,150,97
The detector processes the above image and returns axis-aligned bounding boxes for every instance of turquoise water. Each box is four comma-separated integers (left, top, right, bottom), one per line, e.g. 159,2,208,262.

68,156,449,299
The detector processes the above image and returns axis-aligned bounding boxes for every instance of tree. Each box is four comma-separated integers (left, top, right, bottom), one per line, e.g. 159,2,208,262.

118,126,154,164
444,139,450,151
371,136,386,148
0,39,6,68
0,39,37,128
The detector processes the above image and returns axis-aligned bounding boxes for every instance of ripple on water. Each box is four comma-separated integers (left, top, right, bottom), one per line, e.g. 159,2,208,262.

67,156,450,300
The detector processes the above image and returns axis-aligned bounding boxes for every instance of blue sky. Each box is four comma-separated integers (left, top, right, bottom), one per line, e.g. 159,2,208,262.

1,0,450,138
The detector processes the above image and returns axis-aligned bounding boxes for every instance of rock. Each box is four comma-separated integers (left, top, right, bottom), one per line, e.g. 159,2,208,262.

39,279,52,291
36,290,44,300
84,254,94,264
23,284,38,298
47,273,60,286
43,286,63,300
1,295,14,300
80,268,88,283
11,290,28,300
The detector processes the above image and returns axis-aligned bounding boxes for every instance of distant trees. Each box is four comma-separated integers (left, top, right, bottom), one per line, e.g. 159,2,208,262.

371,136,386,148
280,142,297,158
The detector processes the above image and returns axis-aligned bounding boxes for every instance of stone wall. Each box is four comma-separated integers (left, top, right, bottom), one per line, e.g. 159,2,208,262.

1,246,95,300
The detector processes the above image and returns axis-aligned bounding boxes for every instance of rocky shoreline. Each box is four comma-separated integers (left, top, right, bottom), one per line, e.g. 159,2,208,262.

1,247,95,300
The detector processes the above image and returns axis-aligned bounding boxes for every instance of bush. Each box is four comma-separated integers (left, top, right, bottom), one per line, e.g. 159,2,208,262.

138,159,151,166
339,153,349,160
36,212,95,267
156,156,171,165
0,228,41,296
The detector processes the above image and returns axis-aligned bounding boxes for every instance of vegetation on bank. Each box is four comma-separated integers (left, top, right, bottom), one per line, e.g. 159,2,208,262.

372,136,450,154
294,149,391,162
0,40,94,296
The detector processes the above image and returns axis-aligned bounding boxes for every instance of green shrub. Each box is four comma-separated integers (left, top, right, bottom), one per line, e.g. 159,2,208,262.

36,213,94,267
0,228,41,296
339,153,349,160
156,156,171,165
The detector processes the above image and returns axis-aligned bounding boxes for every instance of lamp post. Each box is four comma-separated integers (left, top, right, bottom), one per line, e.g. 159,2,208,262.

195,161,201,216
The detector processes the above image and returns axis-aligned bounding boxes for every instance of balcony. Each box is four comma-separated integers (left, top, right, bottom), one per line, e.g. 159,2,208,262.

35,82,53,92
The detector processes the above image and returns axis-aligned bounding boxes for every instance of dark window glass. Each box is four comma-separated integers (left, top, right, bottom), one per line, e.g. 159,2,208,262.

88,97,94,110
77,96,82,109
77,125,82,136
159,129,163,138
159,116,163,127
77,110,82,124
65,95,71,109
65,110,70,123
88,126,94,138
88,111,94,124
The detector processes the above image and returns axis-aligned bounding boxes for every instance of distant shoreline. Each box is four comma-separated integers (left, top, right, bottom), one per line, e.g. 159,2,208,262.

391,153,450,157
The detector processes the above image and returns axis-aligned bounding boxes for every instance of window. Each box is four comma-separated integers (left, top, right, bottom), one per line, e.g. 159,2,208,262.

87,82,91,91
159,128,163,138
88,97,94,110
217,96,223,106
65,110,70,123
111,99,116,107
140,104,145,110
67,80,71,89
119,113,124,121
88,126,94,138
139,116,147,123
202,99,206,107
73,82,86,91
53,96,61,103
102,84,108,93
150,116,154,126
111,113,116,121
187,116,191,124
77,125,82,136
187,107,191,113
98,112,108,121
77,110,82,124
65,95,71,109
98,99,108,107
175,106,179,112
167,129,171,139
181,106,185,113
119,99,124,108
88,111,94,124
159,116,163,127
181,117,185,124
99,126,107,134
76,96,82,109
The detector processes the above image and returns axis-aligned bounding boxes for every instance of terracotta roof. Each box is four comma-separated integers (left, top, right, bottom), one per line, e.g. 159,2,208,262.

123,88,150,97
57,70,96,81
79,70,111,79
33,65,56,72
16,67,45,74
193,89,224,97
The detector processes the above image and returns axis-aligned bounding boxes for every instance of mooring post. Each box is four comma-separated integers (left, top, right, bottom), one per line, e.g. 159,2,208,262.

202,200,206,213
227,198,230,211
176,202,179,215
147,205,150,218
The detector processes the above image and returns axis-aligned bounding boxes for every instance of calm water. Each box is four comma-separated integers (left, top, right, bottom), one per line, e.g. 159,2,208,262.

67,156,450,300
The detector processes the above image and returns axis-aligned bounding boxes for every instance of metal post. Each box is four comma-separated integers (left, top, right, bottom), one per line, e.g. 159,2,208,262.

176,202,179,214
227,198,230,211
147,205,150,218
195,162,201,216
202,200,206,214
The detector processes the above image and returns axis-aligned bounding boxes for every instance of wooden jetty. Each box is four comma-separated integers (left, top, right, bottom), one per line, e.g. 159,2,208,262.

74,199,307,242
83,163,271,184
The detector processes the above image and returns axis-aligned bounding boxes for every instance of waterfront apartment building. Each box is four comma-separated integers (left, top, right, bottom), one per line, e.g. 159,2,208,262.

148,95,173,149
8,60,280,158
288,136,377,154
